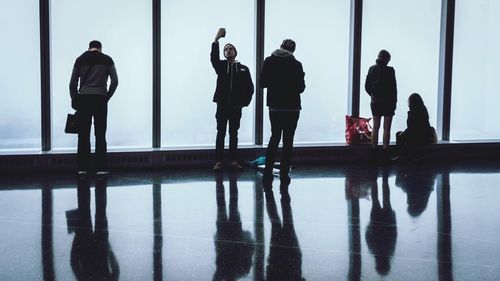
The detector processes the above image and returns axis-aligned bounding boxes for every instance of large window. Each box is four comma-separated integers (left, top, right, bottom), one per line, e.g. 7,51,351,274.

51,0,152,150
360,0,441,138
0,1,41,150
264,0,350,144
161,0,256,147
451,1,500,140
4,1,500,155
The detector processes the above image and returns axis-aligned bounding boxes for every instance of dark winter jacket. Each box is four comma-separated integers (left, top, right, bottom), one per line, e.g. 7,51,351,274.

69,51,118,100
407,107,430,134
365,64,397,106
260,49,305,110
211,42,254,107
404,106,435,144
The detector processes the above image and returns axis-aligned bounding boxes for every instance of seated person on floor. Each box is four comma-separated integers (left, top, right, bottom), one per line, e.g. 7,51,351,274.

395,93,437,158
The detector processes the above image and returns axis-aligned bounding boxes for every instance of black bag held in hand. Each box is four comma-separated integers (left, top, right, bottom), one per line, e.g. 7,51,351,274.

65,112,79,134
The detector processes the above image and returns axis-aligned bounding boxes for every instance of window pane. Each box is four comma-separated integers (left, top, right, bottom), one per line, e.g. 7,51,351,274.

360,0,441,138
264,0,350,144
451,1,500,140
51,0,152,149
162,0,256,147
0,1,40,151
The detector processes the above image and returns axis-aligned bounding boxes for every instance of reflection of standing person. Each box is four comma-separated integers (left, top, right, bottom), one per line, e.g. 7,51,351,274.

261,39,305,185
69,40,118,175
213,173,255,280
265,189,304,281
365,169,397,276
365,50,397,152
70,176,119,281
211,28,254,171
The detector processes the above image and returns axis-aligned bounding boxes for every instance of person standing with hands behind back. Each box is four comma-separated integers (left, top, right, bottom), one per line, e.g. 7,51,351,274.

260,39,305,186
211,28,254,171
365,50,397,158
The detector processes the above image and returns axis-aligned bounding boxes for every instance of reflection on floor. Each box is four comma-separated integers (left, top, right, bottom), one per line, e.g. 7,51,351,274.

1,161,500,281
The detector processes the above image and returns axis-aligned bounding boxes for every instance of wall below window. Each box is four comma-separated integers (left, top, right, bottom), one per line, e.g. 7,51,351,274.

1,142,500,173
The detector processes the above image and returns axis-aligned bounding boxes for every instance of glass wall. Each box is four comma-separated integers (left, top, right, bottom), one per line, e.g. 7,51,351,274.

451,0,500,140
360,0,441,138
3,1,500,154
51,0,152,150
0,1,41,150
161,0,256,147
264,0,351,144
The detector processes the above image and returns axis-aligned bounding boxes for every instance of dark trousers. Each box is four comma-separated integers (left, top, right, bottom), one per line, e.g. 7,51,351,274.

264,111,300,179
77,95,108,171
215,104,242,162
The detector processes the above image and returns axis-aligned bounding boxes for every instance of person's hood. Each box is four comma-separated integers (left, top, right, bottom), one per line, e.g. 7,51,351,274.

226,60,240,74
272,48,294,58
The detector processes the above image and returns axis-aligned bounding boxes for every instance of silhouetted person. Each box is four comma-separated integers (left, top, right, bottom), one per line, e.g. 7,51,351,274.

365,50,397,154
211,28,254,171
395,93,437,160
265,186,305,281
261,39,306,186
70,40,118,175
395,167,437,217
69,176,119,281
365,169,397,276
213,173,255,281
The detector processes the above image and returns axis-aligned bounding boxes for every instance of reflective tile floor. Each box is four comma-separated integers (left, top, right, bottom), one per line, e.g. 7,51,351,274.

1,161,500,281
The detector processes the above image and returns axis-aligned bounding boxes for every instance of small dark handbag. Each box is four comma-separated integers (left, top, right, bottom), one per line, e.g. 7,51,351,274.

65,111,79,134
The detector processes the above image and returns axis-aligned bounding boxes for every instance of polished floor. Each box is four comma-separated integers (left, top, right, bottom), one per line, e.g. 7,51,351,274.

1,161,500,281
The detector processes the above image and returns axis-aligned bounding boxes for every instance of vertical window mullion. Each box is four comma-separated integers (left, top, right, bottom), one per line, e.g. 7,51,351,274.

153,0,161,148
40,0,51,151
348,0,363,117
437,0,455,141
255,0,265,145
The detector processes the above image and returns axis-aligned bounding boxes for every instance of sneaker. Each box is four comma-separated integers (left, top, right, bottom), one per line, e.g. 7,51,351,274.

96,171,109,175
213,162,223,171
78,171,87,175
229,161,243,170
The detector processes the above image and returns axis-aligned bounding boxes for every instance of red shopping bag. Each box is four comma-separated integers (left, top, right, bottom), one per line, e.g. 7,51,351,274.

345,115,372,145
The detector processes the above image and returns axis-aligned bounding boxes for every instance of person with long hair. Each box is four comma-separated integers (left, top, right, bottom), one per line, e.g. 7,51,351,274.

395,93,437,159
365,50,397,154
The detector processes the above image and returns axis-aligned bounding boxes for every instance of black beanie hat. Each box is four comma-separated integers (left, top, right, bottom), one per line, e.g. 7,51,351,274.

377,49,391,64
223,43,237,57
89,40,102,49
280,39,296,53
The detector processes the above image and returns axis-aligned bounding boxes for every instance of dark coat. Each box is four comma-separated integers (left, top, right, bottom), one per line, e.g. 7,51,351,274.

407,107,431,134
403,106,436,144
210,42,254,107
260,49,305,110
365,64,397,108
